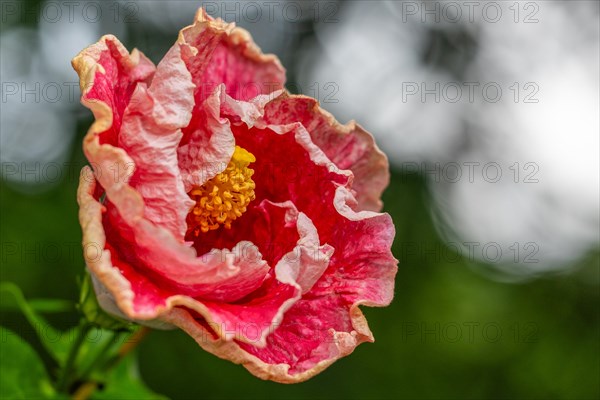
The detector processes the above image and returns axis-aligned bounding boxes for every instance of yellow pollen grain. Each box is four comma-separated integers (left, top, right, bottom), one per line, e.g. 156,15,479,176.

188,146,256,235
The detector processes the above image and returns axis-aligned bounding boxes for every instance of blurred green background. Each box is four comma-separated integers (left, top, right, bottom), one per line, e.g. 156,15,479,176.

1,0,599,399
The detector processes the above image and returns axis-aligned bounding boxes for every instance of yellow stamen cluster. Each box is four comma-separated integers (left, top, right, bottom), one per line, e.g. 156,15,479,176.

188,146,256,235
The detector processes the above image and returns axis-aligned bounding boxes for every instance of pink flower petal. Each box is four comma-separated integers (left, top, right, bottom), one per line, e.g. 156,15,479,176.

178,85,235,190
262,93,390,212
162,297,376,383
103,200,269,302
117,43,195,239
176,6,286,187
72,35,155,146
179,8,285,103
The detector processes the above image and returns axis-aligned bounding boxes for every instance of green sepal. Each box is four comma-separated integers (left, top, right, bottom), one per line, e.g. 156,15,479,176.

77,273,135,332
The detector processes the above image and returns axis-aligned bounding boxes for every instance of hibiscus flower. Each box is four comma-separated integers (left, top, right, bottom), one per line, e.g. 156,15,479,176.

73,8,397,383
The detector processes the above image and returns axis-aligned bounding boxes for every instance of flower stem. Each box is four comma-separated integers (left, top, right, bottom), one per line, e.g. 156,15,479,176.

73,381,97,400
115,326,150,359
77,331,119,384
71,326,151,400
56,320,91,392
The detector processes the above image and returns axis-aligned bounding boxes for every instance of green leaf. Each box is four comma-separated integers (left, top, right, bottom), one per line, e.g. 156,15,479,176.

1,298,73,314
0,328,58,399
90,353,168,400
0,282,72,365
27,299,74,313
